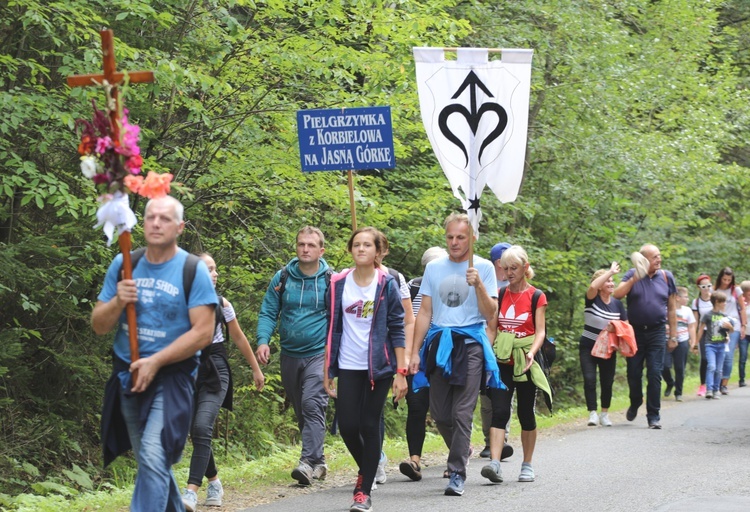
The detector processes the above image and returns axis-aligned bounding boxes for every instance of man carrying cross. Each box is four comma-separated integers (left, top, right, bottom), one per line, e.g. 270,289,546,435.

93,196,217,511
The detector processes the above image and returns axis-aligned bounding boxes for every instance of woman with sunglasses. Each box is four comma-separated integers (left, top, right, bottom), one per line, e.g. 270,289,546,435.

692,274,713,396
714,267,747,394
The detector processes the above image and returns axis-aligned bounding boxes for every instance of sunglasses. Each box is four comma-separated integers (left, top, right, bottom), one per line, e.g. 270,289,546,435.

699,284,712,289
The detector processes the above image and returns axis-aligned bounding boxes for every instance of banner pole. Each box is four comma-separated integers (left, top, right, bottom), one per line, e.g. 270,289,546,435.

469,223,474,268
347,170,357,231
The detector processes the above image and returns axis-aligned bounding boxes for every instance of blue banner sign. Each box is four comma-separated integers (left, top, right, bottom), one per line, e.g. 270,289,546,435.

297,106,395,172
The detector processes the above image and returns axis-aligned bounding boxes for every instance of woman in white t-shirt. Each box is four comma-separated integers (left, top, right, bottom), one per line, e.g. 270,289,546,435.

182,254,265,511
715,267,747,394
691,274,713,396
324,227,407,512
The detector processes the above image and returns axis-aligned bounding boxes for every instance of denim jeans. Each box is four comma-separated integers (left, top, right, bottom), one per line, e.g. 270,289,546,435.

705,342,727,393
721,330,741,381
187,354,230,486
627,325,666,423
662,342,689,397
120,382,185,512
739,336,750,383
580,347,617,410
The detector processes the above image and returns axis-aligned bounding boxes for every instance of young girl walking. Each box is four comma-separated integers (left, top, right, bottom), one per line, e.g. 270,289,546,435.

182,253,265,512
324,227,408,512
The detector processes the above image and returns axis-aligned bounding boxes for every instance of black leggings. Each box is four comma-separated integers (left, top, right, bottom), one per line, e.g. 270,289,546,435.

336,370,391,495
488,363,537,431
579,347,617,410
404,373,430,457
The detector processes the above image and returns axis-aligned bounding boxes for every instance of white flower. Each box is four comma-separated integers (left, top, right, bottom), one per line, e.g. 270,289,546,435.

81,156,98,179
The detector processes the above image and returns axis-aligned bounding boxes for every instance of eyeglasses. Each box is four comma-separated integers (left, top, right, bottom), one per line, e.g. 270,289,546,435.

699,284,712,289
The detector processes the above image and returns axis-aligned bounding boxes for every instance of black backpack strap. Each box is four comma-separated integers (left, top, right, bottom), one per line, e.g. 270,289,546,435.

183,253,200,304
117,247,147,281
215,294,227,340
531,288,543,324
323,268,334,313
408,277,423,302
274,265,289,307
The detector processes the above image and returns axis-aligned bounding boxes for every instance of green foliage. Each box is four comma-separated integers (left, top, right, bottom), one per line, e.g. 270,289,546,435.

1,0,750,506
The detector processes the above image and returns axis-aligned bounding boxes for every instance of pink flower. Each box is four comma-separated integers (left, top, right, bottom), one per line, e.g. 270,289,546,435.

95,136,113,154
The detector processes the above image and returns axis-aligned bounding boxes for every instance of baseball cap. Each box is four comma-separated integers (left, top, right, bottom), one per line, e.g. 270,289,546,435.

490,242,511,262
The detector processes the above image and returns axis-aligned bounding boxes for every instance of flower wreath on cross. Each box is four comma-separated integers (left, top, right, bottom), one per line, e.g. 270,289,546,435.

76,84,173,245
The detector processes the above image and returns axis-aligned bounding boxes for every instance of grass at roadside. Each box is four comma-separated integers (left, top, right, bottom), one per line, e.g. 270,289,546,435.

8,366,708,511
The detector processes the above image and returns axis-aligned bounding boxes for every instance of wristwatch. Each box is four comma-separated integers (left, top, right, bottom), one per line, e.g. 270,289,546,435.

669,336,678,342
396,368,408,376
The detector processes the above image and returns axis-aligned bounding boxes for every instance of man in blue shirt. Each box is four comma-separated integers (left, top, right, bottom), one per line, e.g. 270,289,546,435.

92,196,217,511
614,244,677,430
408,213,500,497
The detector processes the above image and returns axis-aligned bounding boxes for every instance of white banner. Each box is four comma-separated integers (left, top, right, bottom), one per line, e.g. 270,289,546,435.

413,47,533,235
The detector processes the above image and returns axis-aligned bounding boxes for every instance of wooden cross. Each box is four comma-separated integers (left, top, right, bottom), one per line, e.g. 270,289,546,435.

67,29,155,372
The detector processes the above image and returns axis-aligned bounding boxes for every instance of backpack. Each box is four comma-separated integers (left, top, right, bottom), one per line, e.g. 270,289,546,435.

275,264,334,313
118,247,200,303
408,277,423,302
498,287,556,369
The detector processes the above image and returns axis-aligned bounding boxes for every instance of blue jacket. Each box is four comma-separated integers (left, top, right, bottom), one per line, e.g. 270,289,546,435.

326,268,406,385
256,257,331,358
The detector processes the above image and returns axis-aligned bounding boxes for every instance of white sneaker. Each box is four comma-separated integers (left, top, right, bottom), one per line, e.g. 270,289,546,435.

375,452,387,484
587,410,598,426
182,489,198,512
312,463,328,481
599,412,612,427
205,479,224,506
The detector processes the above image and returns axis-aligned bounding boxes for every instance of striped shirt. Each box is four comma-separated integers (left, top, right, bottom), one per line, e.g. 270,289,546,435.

580,294,627,349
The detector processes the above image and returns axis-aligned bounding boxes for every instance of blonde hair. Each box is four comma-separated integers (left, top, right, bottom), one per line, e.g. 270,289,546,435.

740,281,750,294
591,269,608,283
500,245,534,280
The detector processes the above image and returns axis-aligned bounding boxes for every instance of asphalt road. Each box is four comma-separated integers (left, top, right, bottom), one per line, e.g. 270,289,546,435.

241,385,750,512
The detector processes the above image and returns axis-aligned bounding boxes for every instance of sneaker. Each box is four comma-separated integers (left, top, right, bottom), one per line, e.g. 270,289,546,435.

399,459,422,481
292,461,313,486
182,489,198,512
675,394,683,402
312,463,328,481
587,410,598,426
740,380,747,388
664,384,673,397
626,404,638,422
705,390,714,399
350,492,372,512
697,384,706,396
518,462,535,482
444,471,465,496
205,479,224,507
479,445,491,458
712,392,721,400
599,412,612,427
648,421,662,429
480,460,503,483
720,385,729,395
375,452,387,484
501,444,514,461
